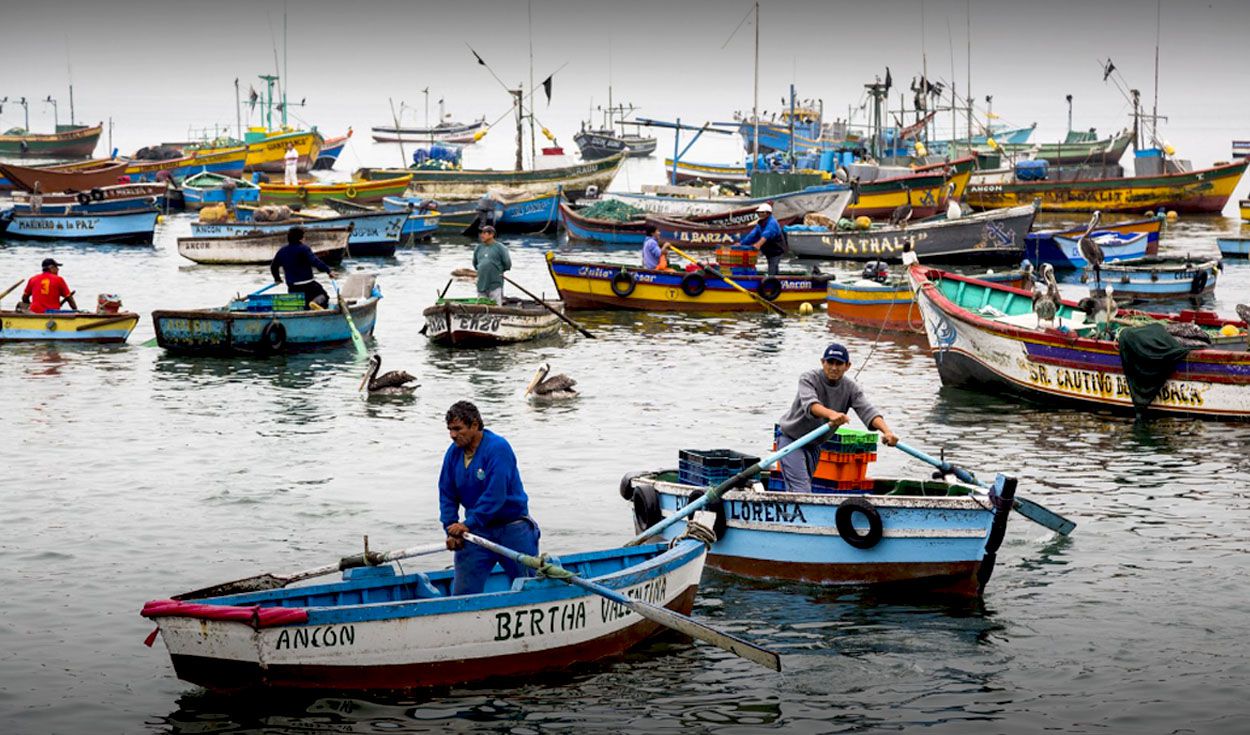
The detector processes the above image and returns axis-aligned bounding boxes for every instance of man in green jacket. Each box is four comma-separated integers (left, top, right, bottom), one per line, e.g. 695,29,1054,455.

472,225,511,305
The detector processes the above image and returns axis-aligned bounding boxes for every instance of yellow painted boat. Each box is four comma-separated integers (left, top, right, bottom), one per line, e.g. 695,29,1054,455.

242,128,323,173
259,175,412,207
0,310,140,343
1239,198,1249,222
965,159,1248,214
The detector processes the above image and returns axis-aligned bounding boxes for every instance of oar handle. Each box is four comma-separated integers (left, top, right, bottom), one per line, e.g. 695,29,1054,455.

502,274,595,338
893,440,982,487
249,282,279,297
0,278,24,305
625,423,834,546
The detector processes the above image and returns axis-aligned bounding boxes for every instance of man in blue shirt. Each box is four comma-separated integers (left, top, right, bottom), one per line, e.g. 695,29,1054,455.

270,226,335,308
739,202,786,276
440,401,541,596
641,224,669,269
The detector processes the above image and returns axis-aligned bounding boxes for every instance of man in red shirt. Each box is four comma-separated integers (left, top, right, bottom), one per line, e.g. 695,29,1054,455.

21,258,77,313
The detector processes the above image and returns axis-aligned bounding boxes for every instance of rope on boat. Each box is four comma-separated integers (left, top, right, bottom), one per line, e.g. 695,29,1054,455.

534,553,576,581
671,520,718,550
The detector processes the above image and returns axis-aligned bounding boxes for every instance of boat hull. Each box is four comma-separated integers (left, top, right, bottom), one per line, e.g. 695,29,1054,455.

3,209,158,244
10,182,169,214
152,297,378,355
422,300,565,346
787,204,1036,263
231,209,405,253
664,159,751,185
0,160,130,193
358,154,624,200
144,541,704,691
370,119,487,143
259,175,412,207
414,191,561,235
1217,236,1250,257
826,270,1026,333
574,130,628,160
243,130,323,173
1090,258,1219,301
1023,217,1162,266
312,131,351,170
964,159,1248,214
0,123,102,158
178,227,351,265
601,187,851,224
0,311,139,342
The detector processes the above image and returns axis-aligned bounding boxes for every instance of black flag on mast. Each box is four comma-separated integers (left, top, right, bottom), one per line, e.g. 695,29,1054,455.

542,74,553,104
1103,59,1116,81
884,67,893,92
470,47,487,66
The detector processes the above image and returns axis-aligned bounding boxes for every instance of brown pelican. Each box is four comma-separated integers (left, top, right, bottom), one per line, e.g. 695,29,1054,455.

1077,211,1105,287
359,354,418,396
1236,304,1250,326
524,363,578,400
1032,263,1061,328
889,200,913,228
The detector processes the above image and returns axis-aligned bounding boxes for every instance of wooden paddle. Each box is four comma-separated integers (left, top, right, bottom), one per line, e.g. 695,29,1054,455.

173,541,448,600
502,275,595,338
332,278,369,356
0,278,24,306
75,314,136,332
664,244,787,316
461,532,781,672
626,423,835,546
893,441,1076,536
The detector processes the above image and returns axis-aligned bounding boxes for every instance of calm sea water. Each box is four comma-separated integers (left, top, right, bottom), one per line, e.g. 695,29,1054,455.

3,148,1250,734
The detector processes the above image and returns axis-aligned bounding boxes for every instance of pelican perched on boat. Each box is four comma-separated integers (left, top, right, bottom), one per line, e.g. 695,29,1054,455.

1077,210,1104,286
1032,263,1061,328
889,200,913,228
359,354,418,396
524,363,578,400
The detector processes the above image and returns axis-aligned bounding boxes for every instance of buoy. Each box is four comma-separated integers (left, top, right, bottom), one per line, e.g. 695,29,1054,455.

914,141,928,157
156,214,165,224
854,215,871,230
1219,324,1240,337
986,137,997,149
799,302,814,316
472,130,486,142
1166,210,1178,221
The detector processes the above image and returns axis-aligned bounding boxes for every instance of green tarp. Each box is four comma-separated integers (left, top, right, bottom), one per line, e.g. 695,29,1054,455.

1117,322,1193,411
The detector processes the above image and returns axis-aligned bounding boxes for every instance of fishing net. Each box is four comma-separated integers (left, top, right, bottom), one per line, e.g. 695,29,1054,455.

578,200,645,222
1117,322,1193,411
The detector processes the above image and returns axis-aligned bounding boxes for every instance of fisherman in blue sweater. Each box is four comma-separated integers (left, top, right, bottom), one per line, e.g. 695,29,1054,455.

439,401,541,596
270,226,335,308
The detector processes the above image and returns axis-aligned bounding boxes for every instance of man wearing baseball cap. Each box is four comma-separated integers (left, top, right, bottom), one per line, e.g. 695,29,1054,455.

20,258,77,314
775,342,898,493
471,225,511,305
738,201,786,276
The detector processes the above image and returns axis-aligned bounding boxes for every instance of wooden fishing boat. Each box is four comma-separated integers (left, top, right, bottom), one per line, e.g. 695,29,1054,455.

312,129,352,170
327,198,441,242
624,464,1017,596
560,202,648,245
9,182,169,214
1024,216,1162,266
177,227,351,265
1,208,158,244
926,124,1038,156
844,169,960,220
787,203,1037,264
1088,257,1220,301
1217,236,1250,258
0,160,129,193
370,117,487,143
198,208,404,257
600,186,852,224
242,128,323,173
151,274,378,355
140,539,705,691
0,122,102,158
1240,199,1249,222
0,309,140,343
620,132,657,157
646,210,801,249
1047,231,1150,269
908,266,1250,418
356,152,624,200
546,253,829,312
422,297,566,346
665,158,752,185
964,158,1249,213
180,172,261,210
574,128,628,160
258,175,412,207
826,267,1028,333
393,189,561,235
118,146,248,183
562,202,786,247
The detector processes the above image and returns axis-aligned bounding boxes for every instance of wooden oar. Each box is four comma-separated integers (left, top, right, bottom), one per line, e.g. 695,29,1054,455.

173,541,448,600
665,244,787,316
461,531,781,672
893,441,1076,536
502,274,595,339
0,278,24,306
626,423,835,546
250,282,279,297
75,314,136,331
420,280,455,336
332,279,369,356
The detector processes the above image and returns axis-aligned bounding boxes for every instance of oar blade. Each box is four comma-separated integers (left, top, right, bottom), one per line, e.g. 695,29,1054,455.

626,597,781,672
173,573,286,601
1013,497,1076,536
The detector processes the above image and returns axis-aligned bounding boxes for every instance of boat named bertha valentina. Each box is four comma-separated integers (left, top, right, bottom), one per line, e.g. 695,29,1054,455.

141,540,708,691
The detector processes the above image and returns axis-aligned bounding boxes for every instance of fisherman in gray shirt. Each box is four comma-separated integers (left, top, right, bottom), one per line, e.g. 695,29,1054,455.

776,343,899,493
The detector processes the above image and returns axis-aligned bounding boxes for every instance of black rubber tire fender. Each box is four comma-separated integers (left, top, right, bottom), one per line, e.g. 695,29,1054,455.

686,488,729,541
835,497,884,550
758,276,783,301
89,188,105,202
260,320,287,353
681,272,706,297
1190,270,1208,294
631,483,663,535
610,270,636,297
76,192,92,206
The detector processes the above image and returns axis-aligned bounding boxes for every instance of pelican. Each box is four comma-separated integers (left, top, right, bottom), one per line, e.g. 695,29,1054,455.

1032,263,1061,329
889,200,913,228
1019,259,1036,292
944,182,962,220
524,363,578,400
1237,304,1250,326
1077,210,1105,287
359,354,418,396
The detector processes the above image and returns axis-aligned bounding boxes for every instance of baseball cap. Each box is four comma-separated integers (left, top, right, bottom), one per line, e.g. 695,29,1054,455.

480,225,497,234
41,258,62,268
822,343,850,363
756,203,773,213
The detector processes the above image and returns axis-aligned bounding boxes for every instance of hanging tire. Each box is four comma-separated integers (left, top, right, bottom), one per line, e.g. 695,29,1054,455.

90,188,104,202
619,470,648,501
758,277,782,301
1190,270,1208,294
632,484,663,535
296,186,308,201
835,498,883,549
681,272,706,297
260,320,287,353
610,271,636,297
76,192,91,206
686,488,728,541
345,185,358,199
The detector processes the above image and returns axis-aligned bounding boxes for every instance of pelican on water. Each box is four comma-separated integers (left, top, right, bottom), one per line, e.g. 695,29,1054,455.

359,354,419,396
524,363,578,400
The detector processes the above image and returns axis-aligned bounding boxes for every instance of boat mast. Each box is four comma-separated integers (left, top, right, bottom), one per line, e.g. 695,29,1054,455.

1151,0,1160,148
752,0,759,173
965,0,971,140
512,87,524,171
1066,94,1072,134
282,3,289,128
527,0,536,169
920,0,928,143
234,78,242,140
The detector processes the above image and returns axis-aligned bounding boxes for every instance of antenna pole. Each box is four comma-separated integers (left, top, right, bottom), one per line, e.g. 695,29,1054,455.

965,0,971,141
1151,0,1161,147
235,78,242,140
512,87,524,172
752,0,760,175
527,0,536,169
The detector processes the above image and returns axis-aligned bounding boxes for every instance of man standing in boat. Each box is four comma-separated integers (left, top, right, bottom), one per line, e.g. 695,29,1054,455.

776,343,899,493
270,226,335,309
283,143,299,186
739,203,786,276
20,258,77,313
440,401,541,596
472,225,511,305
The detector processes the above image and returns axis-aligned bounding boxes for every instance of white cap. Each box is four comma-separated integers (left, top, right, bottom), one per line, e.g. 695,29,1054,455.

756,203,773,213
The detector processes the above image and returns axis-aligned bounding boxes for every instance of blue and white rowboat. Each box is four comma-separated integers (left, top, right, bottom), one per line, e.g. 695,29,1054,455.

1217,236,1250,258
1052,231,1149,269
1089,258,1220,301
202,209,406,256
626,471,1015,596
181,172,261,210
1,208,159,244
140,539,707,691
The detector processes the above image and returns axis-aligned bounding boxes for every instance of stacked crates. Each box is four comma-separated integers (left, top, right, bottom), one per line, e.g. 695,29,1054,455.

245,293,306,312
767,425,878,493
714,247,759,276
677,449,761,487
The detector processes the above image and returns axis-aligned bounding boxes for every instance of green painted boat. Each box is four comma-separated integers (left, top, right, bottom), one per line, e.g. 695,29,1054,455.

0,123,102,158
354,153,624,200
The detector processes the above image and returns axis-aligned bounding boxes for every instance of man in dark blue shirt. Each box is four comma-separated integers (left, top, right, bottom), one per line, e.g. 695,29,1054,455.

739,202,786,276
270,226,335,308
440,401,541,596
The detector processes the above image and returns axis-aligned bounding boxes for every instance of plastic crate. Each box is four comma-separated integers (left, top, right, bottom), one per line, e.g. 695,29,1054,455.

714,247,759,269
272,293,306,311
766,472,869,494
678,448,760,486
730,266,758,276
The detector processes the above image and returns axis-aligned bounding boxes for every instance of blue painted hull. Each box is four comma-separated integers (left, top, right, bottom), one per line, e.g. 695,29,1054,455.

1217,237,1250,257
391,192,560,234
1088,259,1220,300
183,188,261,209
2,209,158,244
11,195,168,215
151,297,379,355
313,141,346,170
127,159,242,183
215,210,406,255
1030,232,1149,269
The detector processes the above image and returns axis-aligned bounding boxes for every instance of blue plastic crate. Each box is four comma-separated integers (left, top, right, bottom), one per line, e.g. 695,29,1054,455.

678,448,760,486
